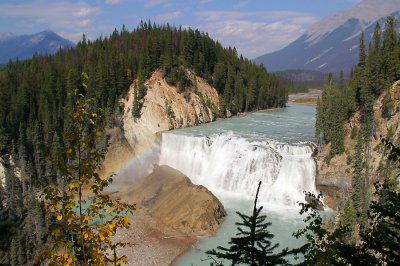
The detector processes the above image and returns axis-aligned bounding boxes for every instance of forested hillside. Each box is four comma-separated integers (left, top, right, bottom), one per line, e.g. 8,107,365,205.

316,16,400,157
314,15,400,254
0,22,288,264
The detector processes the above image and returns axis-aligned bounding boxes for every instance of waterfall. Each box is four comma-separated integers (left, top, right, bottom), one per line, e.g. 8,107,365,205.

159,132,316,209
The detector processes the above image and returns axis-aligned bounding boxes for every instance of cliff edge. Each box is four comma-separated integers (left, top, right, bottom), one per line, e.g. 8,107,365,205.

102,70,220,177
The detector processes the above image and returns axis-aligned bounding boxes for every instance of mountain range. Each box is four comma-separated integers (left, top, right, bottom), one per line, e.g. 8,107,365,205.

254,0,400,73
0,30,75,64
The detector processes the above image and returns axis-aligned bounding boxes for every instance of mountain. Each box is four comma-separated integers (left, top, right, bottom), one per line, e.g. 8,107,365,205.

254,0,400,73
0,30,75,64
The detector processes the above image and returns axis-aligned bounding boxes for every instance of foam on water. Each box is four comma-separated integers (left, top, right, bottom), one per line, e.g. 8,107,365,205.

159,132,316,210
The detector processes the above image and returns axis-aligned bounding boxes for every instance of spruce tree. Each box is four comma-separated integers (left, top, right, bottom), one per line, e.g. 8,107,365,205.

382,16,399,84
362,180,400,264
10,237,18,266
207,181,292,265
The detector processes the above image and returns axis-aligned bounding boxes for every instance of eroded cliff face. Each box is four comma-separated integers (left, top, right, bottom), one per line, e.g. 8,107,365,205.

0,159,5,188
102,70,220,177
316,81,400,209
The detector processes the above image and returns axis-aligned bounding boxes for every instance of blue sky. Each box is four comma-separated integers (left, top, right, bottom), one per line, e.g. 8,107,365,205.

0,0,360,58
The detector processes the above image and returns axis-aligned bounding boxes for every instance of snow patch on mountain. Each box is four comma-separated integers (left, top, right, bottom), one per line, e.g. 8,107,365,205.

306,0,400,42
0,32,16,42
253,0,400,73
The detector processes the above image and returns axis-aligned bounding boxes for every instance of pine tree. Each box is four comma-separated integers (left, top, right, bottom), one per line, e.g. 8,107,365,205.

207,181,293,265
362,180,400,264
358,32,366,69
10,237,18,266
382,16,399,84
368,22,384,96
351,133,369,225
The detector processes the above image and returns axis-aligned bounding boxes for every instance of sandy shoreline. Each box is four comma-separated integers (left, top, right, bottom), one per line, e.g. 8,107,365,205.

114,208,196,266
111,165,226,266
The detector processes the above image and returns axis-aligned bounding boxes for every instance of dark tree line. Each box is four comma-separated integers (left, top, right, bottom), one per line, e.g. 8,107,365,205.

311,15,400,265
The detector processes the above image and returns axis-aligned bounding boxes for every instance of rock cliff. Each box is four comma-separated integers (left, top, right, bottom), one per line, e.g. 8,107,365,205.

102,70,220,177
316,81,400,209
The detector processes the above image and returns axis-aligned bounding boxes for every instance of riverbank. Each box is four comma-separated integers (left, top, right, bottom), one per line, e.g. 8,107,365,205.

114,209,195,266
288,89,322,106
112,165,226,266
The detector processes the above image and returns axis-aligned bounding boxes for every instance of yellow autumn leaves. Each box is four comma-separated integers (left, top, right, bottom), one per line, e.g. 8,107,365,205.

40,77,135,265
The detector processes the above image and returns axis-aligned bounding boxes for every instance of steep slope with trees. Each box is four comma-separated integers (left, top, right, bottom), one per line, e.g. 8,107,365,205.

315,16,400,214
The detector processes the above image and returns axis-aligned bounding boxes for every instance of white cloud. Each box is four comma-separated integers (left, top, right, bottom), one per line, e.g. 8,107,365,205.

233,0,251,9
59,23,115,43
144,0,170,8
155,11,183,22
196,10,317,58
105,0,125,4
197,11,253,21
0,1,101,32
74,7,100,18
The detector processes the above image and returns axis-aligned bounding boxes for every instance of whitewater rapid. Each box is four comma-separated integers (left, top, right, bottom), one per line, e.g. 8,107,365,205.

159,132,316,209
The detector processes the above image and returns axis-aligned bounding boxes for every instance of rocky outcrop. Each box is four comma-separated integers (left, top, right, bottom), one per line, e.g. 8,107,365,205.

117,165,226,236
316,80,400,209
0,159,5,188
101,70,220,178
122,70,219,146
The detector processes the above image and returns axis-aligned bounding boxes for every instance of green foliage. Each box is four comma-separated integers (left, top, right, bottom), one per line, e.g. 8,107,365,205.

382,16,400,85
381,89,393,119
132,77,146,119
165,100,175,119
207,181,295,265
294,193,375,265
315,76,346,156
39,74,134,265
317,16,400,160
362,180,400,264
165,65,192,92
352,133,370,225
297,139,400,265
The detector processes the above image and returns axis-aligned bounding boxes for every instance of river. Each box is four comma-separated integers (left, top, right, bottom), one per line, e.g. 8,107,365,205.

153,104,318,265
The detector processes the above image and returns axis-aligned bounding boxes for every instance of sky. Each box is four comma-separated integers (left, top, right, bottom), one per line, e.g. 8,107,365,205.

0,0,361,59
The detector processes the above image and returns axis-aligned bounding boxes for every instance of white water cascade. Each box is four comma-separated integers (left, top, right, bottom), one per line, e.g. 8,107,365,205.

159,132,317,209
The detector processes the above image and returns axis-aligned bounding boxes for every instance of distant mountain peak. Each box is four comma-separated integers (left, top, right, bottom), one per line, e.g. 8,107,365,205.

306,0,400,43
0,30,75,64
0,32,15,41
254,0,400,73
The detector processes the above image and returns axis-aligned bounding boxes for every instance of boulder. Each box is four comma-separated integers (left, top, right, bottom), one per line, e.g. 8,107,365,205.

118,165,226,236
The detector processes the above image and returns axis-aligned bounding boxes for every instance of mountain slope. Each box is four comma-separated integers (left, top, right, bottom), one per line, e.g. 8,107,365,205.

0,30,75,63
254,0,400,73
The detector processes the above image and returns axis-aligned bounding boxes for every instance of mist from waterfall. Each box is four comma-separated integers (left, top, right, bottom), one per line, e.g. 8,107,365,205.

116,104,317,211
